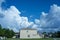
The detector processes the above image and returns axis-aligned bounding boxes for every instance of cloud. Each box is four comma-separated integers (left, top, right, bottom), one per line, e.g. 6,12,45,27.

0,6,34,32
0,0,60,32
35,4,60,32
0,0,34,32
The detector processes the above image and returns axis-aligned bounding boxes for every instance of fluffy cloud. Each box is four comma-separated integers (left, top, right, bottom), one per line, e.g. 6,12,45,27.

0,6,35,32
35,4,60,32
0,0,60,32
0,0,34,32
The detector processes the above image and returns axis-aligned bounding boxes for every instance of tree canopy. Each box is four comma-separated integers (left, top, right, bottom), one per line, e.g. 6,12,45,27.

0,24,15,38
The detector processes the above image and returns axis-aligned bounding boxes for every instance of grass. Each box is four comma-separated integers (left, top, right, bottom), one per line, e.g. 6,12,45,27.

6,38,53,40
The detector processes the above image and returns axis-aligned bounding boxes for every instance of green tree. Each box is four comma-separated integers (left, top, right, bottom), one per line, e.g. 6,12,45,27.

42,32,47,38
0,24,3,36
0,24,15,38
5,29,15,38
56,31,60,37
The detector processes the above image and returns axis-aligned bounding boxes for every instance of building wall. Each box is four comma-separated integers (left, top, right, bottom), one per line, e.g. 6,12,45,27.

20,30,42,38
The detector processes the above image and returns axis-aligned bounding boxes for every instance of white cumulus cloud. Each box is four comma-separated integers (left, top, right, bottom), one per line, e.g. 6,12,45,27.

35,4,60,32
0,0,34,32
0,0,60,32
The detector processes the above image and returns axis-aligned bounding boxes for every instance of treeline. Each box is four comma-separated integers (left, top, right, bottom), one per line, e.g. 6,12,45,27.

0,24,15,38
42,31,60,38
52,31,60,38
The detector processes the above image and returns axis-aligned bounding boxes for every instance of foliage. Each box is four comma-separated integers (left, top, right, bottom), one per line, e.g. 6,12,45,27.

0,24,15,38
42,32,47,38
52,31,60,38
42,31,60,38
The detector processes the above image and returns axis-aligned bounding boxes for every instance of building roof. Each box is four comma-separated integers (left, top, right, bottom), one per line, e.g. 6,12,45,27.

20,28,37,30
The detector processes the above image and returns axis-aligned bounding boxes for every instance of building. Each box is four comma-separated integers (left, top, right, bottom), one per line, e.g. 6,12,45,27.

20,28,43,38
12,33,20,38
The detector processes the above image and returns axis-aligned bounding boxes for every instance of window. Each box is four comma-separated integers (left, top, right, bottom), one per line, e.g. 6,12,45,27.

28,35,30,37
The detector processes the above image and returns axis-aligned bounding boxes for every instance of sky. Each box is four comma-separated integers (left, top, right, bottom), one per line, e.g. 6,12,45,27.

0,0,60,32
2,0,60,21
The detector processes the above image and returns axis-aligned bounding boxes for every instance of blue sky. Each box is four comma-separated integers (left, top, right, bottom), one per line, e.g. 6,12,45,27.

3,0,60,21
0,0,60,32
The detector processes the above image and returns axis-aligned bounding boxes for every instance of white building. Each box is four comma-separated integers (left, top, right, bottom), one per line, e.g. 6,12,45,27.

20,28,43,38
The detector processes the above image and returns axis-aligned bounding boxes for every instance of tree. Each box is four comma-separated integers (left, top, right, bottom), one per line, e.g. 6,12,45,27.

42,32,47,38
0,24,3,36
0,24,15,38
0,24,2,29
56,31,60,37
51,31,60,38
5,29,15,38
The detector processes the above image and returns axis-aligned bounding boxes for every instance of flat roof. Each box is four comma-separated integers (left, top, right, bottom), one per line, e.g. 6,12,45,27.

20,28,37,30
